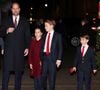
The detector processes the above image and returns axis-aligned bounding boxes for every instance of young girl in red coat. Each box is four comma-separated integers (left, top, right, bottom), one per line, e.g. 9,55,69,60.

28,27,43,90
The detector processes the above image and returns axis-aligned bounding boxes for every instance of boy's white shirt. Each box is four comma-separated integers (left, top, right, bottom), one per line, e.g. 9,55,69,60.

44,30,54,53
81,44,89,57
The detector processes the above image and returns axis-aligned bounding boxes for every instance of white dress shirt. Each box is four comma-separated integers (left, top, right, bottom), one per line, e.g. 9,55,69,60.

12,15,20,26
44,30,54,53
81,44,89,57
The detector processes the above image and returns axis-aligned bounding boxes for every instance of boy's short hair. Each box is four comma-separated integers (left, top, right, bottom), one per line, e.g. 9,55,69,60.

80,34,90,40
44,19,56,26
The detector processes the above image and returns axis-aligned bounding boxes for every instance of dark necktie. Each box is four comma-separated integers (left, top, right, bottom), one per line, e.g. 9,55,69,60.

81,46,85,57
14,17,17,27
46,33,50,55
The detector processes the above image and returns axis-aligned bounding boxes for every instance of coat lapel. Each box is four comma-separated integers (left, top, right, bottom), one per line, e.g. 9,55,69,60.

8,16,22,28
15,16,22,29
8,16,14,27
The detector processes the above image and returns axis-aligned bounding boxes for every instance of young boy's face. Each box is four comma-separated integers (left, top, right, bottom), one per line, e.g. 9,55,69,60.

80,37,89,45
44,22,53,32
35,29,42,38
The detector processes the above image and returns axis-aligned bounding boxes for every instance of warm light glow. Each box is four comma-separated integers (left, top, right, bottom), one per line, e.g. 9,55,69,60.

30,7,33,10
97,26,100,29
29,17,33,21
92,18,96,21
91,27,97,30
45,3,48,7
98,1,100,18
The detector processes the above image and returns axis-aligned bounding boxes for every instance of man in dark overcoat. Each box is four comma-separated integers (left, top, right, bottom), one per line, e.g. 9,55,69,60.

0,2,31,90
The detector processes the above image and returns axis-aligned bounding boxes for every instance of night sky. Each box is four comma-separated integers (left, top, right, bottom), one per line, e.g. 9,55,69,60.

14,0,97,19
0,0,98,19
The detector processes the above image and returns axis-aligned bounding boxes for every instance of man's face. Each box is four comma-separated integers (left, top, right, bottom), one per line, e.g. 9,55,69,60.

11,3,20,16
44,22,53,32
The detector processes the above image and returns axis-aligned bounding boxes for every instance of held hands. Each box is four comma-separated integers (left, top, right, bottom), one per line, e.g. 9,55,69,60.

7,27,15,34
56,60,61,68
24,49,29,56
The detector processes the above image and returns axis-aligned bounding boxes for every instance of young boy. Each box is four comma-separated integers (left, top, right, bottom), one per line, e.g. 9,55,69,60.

73,34,97,90
40,19,62,90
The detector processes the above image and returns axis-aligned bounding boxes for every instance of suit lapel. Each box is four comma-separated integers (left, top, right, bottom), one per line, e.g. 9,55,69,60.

15,16,22,29
51,32,56,52
84,47,89,58
79,47,82,57
42,33,47,51
8,16,22,28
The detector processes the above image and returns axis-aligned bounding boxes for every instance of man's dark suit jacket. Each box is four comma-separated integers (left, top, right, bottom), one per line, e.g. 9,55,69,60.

40,32,62,62
74,46,96,72
0,15,31,71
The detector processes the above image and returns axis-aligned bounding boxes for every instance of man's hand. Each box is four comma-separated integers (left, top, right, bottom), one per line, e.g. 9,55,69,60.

56,60,61,68
30,64,33,70
7,27,15,34
1,49,4,55
93,70,97,74
73,67,77,72
24,48,29,56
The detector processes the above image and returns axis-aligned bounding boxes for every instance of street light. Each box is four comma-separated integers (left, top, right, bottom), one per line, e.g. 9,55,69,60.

44,3,48,7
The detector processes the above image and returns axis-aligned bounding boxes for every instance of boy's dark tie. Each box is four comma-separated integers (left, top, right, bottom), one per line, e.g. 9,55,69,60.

81,46,85,57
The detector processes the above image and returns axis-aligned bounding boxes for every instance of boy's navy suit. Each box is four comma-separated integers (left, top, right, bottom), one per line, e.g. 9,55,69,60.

40,32,62,90
74,46,96,90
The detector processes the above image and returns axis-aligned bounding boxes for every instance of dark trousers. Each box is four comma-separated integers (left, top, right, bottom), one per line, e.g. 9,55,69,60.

2,71,22,90
41,55,56,90
77,71,91,90
34,77,42,90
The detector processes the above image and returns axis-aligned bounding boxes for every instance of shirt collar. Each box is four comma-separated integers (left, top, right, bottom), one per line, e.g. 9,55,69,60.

81,44,89,48
48,29,54,34
12,15,20,19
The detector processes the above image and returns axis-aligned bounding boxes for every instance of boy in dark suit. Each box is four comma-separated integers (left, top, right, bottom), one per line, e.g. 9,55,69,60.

73,34,97,90
40,19,62,90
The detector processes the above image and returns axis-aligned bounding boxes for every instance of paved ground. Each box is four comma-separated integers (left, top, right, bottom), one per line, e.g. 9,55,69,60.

0,47,100,90
0,68,100,90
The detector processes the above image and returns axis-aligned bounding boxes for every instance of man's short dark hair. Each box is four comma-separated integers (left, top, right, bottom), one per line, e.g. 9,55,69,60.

11,2,20,8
